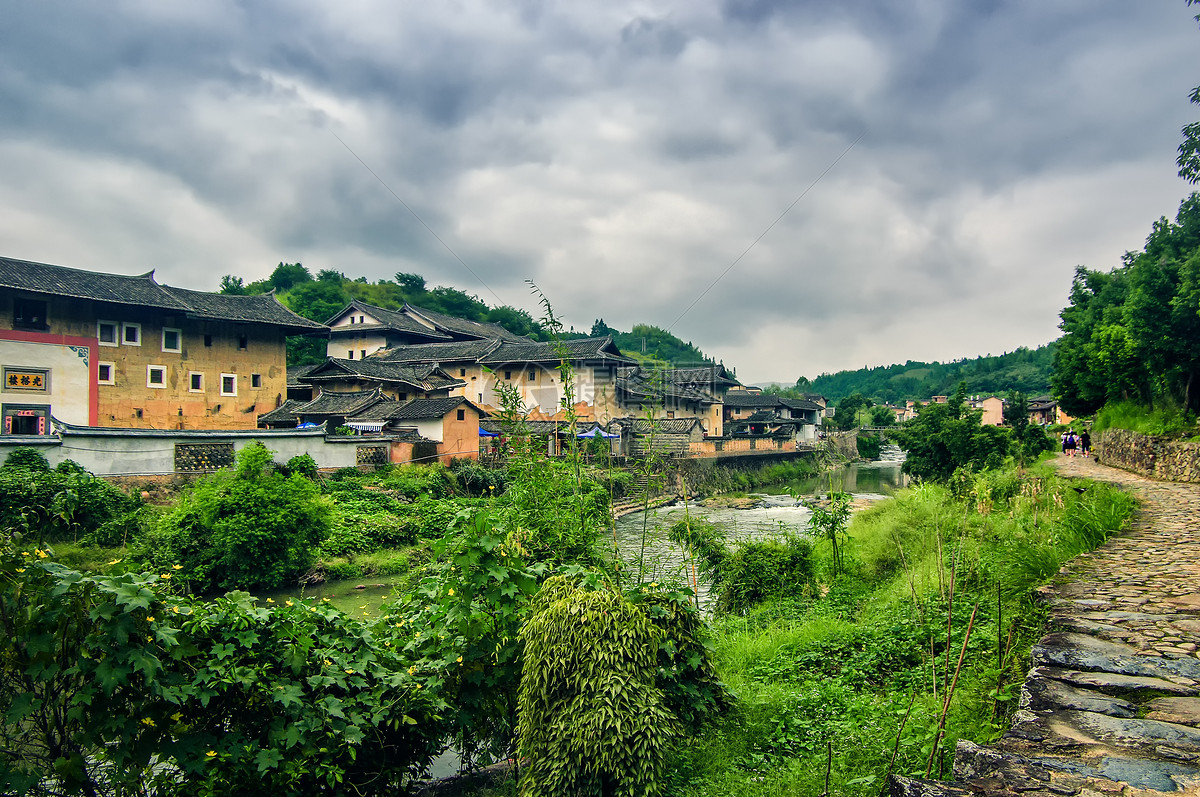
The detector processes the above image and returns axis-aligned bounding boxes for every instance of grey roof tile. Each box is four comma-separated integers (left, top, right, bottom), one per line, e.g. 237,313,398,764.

0,256,326,333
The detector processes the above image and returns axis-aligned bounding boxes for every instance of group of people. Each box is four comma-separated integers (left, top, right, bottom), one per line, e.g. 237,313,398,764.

1061,428,1091,457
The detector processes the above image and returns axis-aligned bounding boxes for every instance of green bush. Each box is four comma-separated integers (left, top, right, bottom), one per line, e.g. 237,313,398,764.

1094,400,1198,437
0,542,445,796
133,443,332,594
517,575,674,797
449,458,506,496
719,536,815,614
0,451,142,544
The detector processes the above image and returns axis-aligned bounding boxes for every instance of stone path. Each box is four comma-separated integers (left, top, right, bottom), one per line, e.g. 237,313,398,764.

893,454,1200,797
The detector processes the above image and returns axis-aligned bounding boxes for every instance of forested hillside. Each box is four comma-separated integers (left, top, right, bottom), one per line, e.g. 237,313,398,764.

219,264,711,367
1053,193,1200,416
800,344,1055,404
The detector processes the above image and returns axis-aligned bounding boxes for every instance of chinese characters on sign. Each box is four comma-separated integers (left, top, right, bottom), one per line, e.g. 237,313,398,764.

4,370,47,391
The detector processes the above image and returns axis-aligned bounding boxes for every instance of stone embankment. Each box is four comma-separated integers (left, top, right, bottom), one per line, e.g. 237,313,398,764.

1098,429,1200,484
893,454,1200,797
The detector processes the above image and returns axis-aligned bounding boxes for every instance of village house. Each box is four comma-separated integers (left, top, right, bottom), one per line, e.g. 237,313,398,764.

969,395,1006,426
324,299,523,360
1027,396,1074,426
722,389,823,441
0,256,326,434
614,364,739,436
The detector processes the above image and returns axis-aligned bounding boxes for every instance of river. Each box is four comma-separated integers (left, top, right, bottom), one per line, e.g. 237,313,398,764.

610,447,907,611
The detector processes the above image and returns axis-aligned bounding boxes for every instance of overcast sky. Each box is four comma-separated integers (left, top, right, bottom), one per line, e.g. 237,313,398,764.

2,2,1198,384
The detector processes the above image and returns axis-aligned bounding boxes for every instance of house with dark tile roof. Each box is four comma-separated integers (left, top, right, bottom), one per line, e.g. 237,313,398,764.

324,299,523,362
0,256,327,434
299,358,464,401
614,363,739,436
723,389,822,441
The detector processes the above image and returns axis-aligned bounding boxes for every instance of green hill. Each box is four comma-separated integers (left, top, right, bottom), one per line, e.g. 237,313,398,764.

218,264,711,367
802,344,1056,404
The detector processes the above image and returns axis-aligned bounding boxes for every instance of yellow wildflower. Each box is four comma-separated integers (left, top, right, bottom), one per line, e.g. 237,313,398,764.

160,573,171,580
172,564,183,570
345,669,355,675
35,549,48,559
20,551,29,557
141,718,155,727
448,588,454,596
323,659,332,667
266,598,275,604
147,616,155,623
456,656,463,665
206,750,217,758
408,666,416,675
322,597,330,602
285,600,294,607
170,712,183,722
107,558,121,565
414,632,421,638
15,568,25,573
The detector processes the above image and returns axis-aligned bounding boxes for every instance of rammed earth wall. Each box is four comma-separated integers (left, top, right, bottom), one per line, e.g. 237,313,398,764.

1097,428,1200,483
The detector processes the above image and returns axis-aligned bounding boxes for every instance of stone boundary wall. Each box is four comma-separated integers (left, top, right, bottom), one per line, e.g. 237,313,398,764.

827,430,859,461
1096,428,1200,483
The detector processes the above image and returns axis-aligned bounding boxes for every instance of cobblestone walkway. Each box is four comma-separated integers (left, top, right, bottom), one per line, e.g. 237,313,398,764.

894,454,1200,797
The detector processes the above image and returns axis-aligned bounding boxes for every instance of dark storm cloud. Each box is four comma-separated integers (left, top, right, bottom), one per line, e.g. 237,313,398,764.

0,1,1196,381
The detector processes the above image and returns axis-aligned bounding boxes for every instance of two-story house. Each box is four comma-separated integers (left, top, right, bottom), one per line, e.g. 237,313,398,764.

0,256,327,433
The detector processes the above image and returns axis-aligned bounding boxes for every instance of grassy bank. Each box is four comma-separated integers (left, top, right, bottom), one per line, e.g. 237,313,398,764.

661,460,1135,796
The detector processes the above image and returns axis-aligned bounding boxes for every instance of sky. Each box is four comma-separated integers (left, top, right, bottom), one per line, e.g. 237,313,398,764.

2,2,1198,385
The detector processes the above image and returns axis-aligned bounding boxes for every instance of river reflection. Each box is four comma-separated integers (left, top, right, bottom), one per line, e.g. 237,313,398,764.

610,455,907,612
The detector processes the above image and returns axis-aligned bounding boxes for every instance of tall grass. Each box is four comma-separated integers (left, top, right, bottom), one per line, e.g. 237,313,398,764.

665,462,1135,797
1093,399,1198,437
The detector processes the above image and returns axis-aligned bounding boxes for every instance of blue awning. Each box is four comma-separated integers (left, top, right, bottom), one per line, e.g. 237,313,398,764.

479,427,500,437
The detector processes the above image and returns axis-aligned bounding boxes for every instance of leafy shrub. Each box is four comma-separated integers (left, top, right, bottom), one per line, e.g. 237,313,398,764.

0,542,446,796
134,443,332,594
629,583,729,730
856,433,882,460
518,575,674,797
285,453,318,479
2,446,50,471
0,453,142,544
449,458,506,496
719,536,815,614
383,511,543,768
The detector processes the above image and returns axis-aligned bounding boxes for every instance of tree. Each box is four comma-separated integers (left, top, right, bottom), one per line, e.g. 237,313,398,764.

218,275,246,295
268,262,312,291
1179,1,1200,183
892,385,1013,481
868,404,895,427
394,272,427,296
834,392,871,430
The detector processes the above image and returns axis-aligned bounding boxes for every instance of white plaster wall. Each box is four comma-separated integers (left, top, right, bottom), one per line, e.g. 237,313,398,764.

0,340,91,425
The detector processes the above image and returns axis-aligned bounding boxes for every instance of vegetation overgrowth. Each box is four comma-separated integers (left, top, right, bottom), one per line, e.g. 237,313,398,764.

0,386,1132,797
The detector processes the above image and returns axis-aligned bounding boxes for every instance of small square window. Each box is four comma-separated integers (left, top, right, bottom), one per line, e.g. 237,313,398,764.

347,351,354,360
456,409,465,421
361,350,367,359
459,368,467,377
251,373,261,388
528,370,536,381
122,322,141,346
220,374,237,396
189,372,204,392
238,335,248,350
98,321,118,347
162,327,181,352
97,363,115,385
204,334,213,347
147,365,166,388
399,392,408,401
504,370,512,380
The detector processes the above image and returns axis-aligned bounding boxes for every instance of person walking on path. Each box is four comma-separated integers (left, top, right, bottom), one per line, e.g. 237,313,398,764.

1079,429,1091,457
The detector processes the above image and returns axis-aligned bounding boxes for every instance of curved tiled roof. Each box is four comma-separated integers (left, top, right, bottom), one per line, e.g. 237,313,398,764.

302,359,464,391
351,396,482,422
374,339,502,364
325,300,451,341
479,336,631,365
404,304,526,341
0,256,327,333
